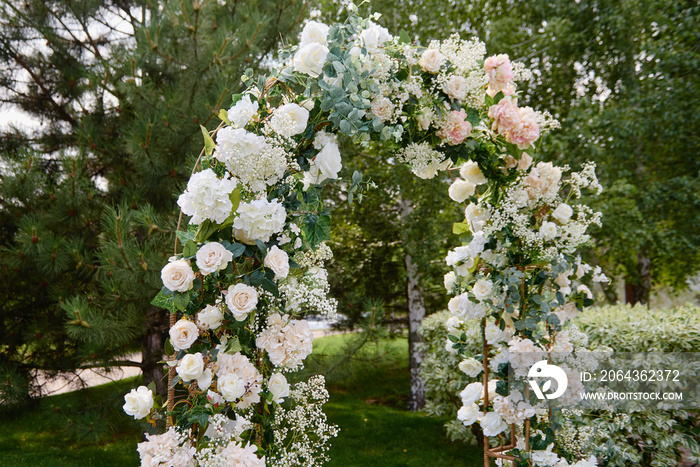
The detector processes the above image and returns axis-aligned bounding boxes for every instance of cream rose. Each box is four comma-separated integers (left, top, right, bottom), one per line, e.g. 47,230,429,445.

176,352,205,382
457,403,481,426
539,221,558,241
465,202,491,232
460,382,483,405
448,179,476,202
197,304,224,330
485,323,504,344
359,22,391,53
300,20,329,45
472,279,493,302
481,412,508,437
218,373,246,402
444,271,457,291
264,245,290,279
268,373,290,403
418,48,445,73
123,386,154,420
459,358,483,378
293,42,329,78
170,319,199,351
460,161,487,185
196,242,233,275
444,75,468,101
371,97,393,122
161,260,195,292
552,203,573,224
226,283,258,321
315,142,343,182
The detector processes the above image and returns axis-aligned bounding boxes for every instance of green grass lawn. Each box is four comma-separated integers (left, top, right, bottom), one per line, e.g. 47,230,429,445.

0,334,481,466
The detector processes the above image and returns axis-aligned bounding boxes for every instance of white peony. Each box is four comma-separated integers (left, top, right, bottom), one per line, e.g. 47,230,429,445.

227,95,259,129
123,386,154,420
457,403,482,426
418,48,445,73
270,103,309,137
264,245,290,279
176,352,205,382
460,382,483,405
359,21,391,53
177,169,238,225
225,283,258,321
300,20,329,45
448,178,476,202
459,358,483,377
170,319,199,351
460,161,487,185
233,198,286,244
444,75,468,101
161,260,195,292
268,373,290,403
196,242,233,275
472,279,494,302
552,203,573,224
539,221,558,241
218,373,246,402
480,412,508,436
293,42,329,78
197,305,224,330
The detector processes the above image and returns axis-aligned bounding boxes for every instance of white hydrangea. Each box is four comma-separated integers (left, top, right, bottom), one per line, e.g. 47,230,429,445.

256,313,314,370
233,198,286,244
227,95,259,129
177,169,238,225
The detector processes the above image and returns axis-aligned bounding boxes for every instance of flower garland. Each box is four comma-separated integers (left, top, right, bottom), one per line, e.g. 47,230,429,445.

123,10,604,467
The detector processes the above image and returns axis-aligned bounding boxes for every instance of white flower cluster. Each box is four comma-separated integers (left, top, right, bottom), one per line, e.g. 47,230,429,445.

177,169,238,225
269,376,339,467
233,198,286,245
255,313,314,370
137,428,196,467
395,141,448,179
279,269,338,318
196,440,265,467
214,351,263,408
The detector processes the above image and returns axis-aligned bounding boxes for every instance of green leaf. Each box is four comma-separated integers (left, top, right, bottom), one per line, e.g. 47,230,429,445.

254,239,267,256
182,240,197,258
164,338,175,356
200,125,215,157
262,278,279,297
176,230,196,245
352,170,363,184
226,242,246,258
195,220,219,243
453,222,471,235
218,109,231,126
223,336,242,354
151,290,176,312
398,30,411,44
249,270,265,286
229,188,240,213
303,213,331,248
169,376,181,389
173,292,190,311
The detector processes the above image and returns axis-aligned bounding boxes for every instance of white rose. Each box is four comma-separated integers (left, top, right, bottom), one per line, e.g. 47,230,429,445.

197,305,224,330
457,403,481,426
445,316,461,331
416,111,431,130
300,20,329,45
196,242,233,275
315,142,343,182
161,260,195,292
225,283,258,321
459,161,487,185
445,338,458,354
465,202,491,232
268,373,290,403
552,203,573,224
485,323,504,344
444,75,468,101
271,103,310,137
227,95,259,129
170,319,199,351
359,22,391,53
539,221,558,241
448,179,476,202
531,444,562,466
176,352,205,382
480,412,508,437
472,279,493,302
293,42,329,78
370,97,394,122
123,386,154,420
264,245,290,279
444,271,457,291
460,382,483,405
233,198,286,244
459,358,483,378
418,48,445,73
207,389,225,406
218,373,245,402
512,189,530,208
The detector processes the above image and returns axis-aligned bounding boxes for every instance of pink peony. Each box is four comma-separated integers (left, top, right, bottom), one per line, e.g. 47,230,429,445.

507,107,540,149
488,97,520,134
438,109,472,146
484,54,514,94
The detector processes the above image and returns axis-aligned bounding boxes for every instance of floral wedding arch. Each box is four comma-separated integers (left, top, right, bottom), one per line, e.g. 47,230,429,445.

122,10,606,467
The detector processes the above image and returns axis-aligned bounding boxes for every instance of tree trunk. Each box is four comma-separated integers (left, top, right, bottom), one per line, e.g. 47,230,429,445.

405,253,426,411
625,249,651,306
141,308,168,396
